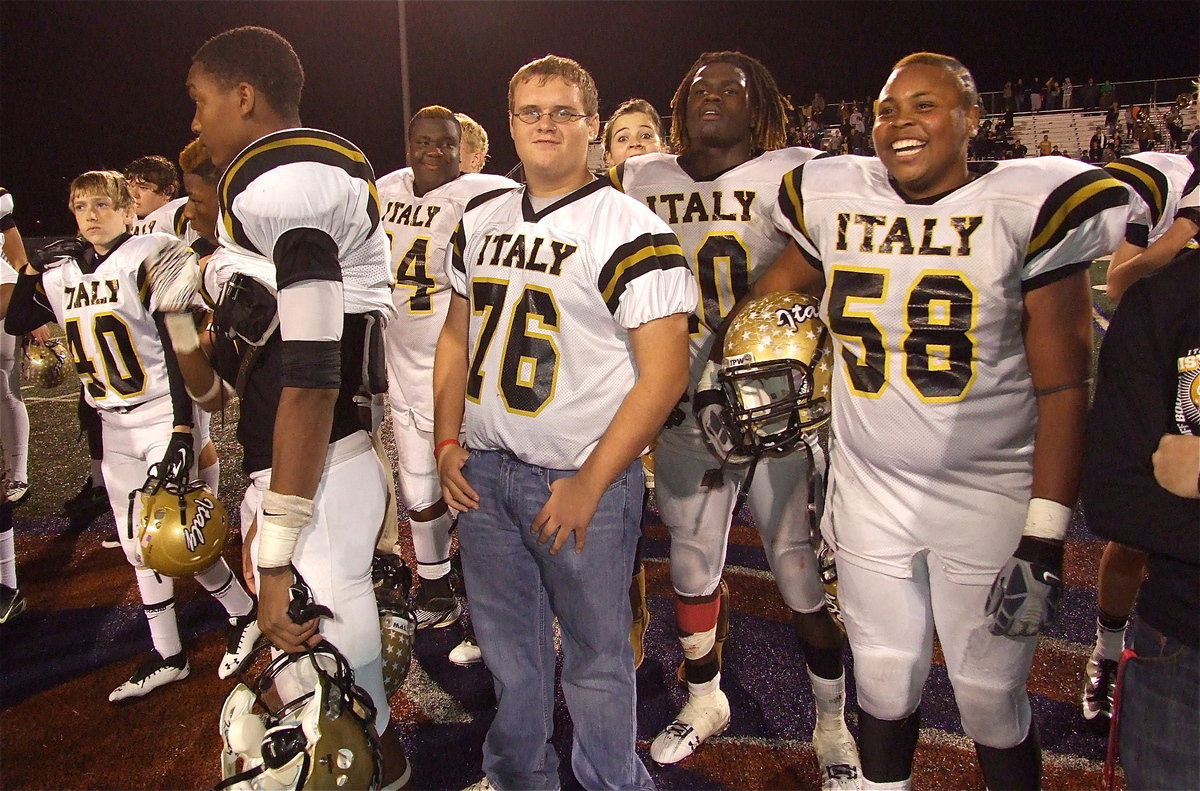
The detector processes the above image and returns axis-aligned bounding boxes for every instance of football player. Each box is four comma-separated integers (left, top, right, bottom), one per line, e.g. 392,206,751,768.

0,188,31,505
183,26,408,787
435,54,694,791
609,52,859,785
455,113,490,174
4,170,259,702
126,155,188,237
757,53,1128,790
602,97,666,670
1079,145,1197,727
376,105,515,664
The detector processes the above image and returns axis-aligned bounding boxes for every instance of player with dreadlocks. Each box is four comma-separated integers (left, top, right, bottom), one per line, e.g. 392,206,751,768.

608,52,860,787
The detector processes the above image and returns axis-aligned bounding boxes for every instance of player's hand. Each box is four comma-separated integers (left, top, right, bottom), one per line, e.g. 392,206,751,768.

694,388,749,464
147,238,201,313
1152,433,1200,499
158,430,194,484
986,536,1064,636
532,473,604,555
27,326,51,345
437,444,479,512
256,568,322,653
28,237,86,274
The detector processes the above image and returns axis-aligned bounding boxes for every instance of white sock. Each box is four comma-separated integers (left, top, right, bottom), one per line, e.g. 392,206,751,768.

200,459,220,495
808,668,848,730
0,525,17,588
412,510,453,580
1095,620,1127,661
686,671,721,699
195,559,253,618
136,567,182,657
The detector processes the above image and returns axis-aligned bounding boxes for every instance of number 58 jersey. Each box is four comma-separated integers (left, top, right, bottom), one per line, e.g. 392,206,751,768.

777,156,1127,580
41,233,182,412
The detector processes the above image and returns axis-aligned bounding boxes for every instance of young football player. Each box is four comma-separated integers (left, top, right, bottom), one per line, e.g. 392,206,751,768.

4,170,259,702
183,26,408,787
435,55,694,791
125,155,188,237
756,52,1128,790
1079,146,1198,728
0,188,31,505
456,112,491,174
376,105,515,665
609,52,859,786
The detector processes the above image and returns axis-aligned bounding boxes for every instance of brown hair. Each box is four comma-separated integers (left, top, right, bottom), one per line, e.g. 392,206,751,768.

508,54,598,117
69,170,133,211
603,98,664,153
178,138,219,183
123,155,179,196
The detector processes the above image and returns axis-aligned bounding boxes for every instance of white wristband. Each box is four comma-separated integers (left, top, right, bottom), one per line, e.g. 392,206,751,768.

1022,497,1071,541
698,358,721,392
164,311,200,354
257,490,314,569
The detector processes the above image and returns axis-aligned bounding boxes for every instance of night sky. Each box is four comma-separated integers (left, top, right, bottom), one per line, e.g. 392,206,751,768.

2,0,1196,235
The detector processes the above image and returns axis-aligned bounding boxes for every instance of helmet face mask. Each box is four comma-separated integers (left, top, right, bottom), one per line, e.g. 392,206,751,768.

218,644,382,791
720,291,832,457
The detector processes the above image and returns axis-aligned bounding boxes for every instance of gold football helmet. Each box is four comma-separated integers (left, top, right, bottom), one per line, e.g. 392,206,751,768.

136,477,228,578
217,643,382,791
23,339,69,389
720,291,832,455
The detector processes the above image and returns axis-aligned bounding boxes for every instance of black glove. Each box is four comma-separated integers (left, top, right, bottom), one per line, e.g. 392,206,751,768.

985,536,1064,637
158,430,195,486
29,237,87,273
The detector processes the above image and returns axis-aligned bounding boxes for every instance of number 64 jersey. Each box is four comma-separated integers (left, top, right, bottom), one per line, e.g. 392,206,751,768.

777,156,1128,581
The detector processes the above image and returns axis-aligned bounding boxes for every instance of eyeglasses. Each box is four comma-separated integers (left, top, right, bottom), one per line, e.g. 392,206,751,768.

510,108,590,125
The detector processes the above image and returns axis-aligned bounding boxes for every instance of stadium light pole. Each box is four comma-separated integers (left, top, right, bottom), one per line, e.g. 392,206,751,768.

398,0,412,129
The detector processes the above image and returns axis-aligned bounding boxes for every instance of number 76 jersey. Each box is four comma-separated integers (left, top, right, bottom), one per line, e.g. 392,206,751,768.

777,156,1127,579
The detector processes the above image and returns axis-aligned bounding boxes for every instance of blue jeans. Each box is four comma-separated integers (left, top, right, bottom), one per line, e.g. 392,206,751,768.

458,450,654,791
1118,618,1200,790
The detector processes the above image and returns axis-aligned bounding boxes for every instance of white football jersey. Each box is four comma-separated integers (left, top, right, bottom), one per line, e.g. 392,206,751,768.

777,156,1128,581
132,197,188,238
215,128,393,317
376,167,516,429
41,233,186,411
448,180,697,469
1104,152,1196,244
610,147,823,388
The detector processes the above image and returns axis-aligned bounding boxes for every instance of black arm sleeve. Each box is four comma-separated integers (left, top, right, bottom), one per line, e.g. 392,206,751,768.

153,313,195,428
1081,266,1200,563
5,271,54,336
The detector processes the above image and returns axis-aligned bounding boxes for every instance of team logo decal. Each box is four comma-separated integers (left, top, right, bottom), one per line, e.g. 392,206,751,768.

1176,350,1200,433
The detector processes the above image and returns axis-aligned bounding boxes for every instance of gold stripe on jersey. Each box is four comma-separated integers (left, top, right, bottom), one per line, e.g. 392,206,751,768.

219,129,380,256
778,164,815,248
1105,158,1170,228
606,163,625,192
172,204,188,238
1026,169,1129,264
597,231,687,315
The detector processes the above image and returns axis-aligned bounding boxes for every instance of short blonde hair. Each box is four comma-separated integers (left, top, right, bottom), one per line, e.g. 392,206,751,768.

69,170,133,211
891,52,979,109
508,54,598,117
455,113,489,160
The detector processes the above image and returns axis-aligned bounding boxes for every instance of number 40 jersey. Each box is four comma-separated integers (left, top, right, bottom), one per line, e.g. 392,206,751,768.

609,148,822,389
777,156,1128,581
